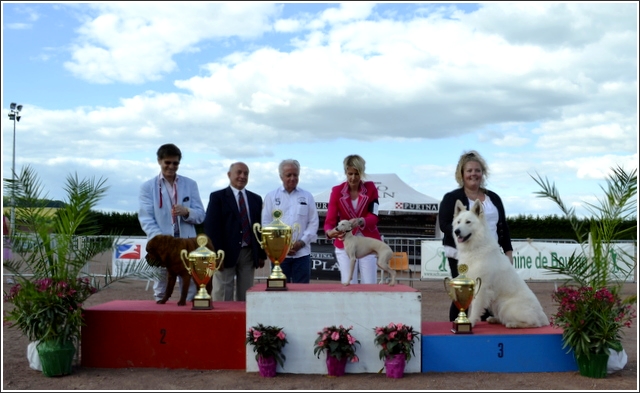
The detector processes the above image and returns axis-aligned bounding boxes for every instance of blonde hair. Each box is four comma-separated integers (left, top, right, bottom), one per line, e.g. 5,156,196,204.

343,154,366,178
454,150,489,188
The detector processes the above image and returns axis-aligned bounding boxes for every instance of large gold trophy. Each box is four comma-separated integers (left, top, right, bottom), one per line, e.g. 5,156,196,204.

180,234,225,310
443,264,481,334
253,209,300,291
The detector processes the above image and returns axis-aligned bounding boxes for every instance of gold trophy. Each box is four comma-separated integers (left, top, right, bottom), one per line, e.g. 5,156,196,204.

180,234,225,310
253,209,300,291
444,264,481,334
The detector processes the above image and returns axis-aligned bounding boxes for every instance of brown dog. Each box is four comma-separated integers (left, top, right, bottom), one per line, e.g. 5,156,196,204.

145,234,217,306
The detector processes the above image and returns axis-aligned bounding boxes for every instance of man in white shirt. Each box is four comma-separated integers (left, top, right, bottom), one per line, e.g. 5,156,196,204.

262,159,319,283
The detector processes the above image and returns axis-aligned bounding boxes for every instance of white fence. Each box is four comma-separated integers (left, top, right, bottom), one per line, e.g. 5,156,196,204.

6,236,634,284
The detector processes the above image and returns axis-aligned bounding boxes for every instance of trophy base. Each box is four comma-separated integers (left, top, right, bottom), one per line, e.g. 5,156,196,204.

192,298,213,310
451,321,472,334
266,278,287,291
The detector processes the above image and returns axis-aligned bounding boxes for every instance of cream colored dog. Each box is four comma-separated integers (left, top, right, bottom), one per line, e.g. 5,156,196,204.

336,219,396,286
453,199,549,328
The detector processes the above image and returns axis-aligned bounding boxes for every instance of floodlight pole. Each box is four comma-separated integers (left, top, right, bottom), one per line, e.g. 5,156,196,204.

8,102,22,234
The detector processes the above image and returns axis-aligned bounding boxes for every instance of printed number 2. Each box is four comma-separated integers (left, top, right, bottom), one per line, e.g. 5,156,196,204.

497,343,504,358
160,328,167,344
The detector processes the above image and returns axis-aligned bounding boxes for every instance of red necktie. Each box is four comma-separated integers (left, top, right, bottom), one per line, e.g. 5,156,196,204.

239,191,251,245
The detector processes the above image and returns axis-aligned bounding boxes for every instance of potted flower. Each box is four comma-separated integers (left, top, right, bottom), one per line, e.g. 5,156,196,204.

373,322,420,378
3,165,156,377
4,277,98,376
313,325,360,376
550,285,635,376
246,323,288,377
531,165,637,378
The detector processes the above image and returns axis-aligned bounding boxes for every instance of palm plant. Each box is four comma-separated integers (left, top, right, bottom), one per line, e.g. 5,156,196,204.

530,165,637,359
3,165,158,345
530,165,637,288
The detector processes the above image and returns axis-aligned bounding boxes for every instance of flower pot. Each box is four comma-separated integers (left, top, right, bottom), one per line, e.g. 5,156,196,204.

37,340,75,377
576,352,609,378
326,354,347,377
385,353,406,378
257,355,277,378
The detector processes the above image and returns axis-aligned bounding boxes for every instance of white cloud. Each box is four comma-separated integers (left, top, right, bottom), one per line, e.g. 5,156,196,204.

2,3,637,218
63,2,280,84
5,23,32,29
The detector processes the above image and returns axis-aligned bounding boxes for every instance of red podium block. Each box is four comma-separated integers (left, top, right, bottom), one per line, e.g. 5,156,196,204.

81,300,246,370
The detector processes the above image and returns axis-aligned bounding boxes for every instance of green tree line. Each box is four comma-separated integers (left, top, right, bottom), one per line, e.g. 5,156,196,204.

4,196,635,241
89,210,635,241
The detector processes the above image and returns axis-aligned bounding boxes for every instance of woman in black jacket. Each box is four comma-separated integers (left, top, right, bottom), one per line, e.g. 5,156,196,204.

438,150,513,322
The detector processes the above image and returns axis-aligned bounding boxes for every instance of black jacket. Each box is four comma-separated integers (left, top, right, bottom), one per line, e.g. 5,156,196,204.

203,186,267,268
438,187,513,255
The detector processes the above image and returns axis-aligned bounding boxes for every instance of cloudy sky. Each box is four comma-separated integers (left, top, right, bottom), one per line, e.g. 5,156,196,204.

2,2,638,219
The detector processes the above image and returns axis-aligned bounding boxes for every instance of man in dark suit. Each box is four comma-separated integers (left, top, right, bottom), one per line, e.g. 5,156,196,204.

204,162,266,301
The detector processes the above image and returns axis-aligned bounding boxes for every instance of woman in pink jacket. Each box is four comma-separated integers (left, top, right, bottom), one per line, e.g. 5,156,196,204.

324,154,382,284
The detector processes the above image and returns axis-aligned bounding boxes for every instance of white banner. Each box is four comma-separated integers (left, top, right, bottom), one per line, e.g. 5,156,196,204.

420,240,636,282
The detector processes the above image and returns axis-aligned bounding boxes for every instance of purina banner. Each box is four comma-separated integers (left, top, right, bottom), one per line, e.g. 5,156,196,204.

420,239,637,282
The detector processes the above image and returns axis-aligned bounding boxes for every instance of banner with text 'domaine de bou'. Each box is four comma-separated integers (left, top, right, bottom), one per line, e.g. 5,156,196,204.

420,239,636,282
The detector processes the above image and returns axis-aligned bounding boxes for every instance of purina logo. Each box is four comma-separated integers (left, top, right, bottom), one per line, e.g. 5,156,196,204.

395,202,438,211
115,244,141,259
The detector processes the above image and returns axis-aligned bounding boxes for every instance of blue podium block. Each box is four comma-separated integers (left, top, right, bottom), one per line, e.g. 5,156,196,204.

421,321,577,373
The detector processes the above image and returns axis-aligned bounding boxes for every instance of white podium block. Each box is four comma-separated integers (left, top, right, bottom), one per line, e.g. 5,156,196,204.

246,283,422,374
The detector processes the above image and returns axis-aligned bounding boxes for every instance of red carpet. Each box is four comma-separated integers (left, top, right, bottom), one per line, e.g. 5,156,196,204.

422,320,561,336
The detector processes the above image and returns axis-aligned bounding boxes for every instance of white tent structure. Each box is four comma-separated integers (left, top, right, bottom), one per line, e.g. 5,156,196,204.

314,173,439,215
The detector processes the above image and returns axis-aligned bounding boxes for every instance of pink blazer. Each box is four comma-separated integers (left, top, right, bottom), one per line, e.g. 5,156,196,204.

323,181,381,249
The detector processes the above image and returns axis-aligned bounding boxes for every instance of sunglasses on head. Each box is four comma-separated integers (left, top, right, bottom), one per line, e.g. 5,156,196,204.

163,160,180,166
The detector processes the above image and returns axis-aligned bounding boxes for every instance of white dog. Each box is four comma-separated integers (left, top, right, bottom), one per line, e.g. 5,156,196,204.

335,219,397,286
453,199,549,328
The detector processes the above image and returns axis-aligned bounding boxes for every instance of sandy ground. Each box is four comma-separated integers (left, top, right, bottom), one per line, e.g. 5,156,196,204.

2,252,637,391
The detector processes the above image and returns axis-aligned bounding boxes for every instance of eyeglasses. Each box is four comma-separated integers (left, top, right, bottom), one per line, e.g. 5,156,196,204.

163,161,180,166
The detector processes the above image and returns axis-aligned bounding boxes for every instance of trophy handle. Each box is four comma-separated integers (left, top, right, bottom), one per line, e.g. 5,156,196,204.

443,277,450,292
213,250,225,274
474,277,482,295
180,249,192,275
252,223,263,248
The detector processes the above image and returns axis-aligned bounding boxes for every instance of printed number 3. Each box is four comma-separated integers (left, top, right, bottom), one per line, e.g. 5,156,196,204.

497,342,504,358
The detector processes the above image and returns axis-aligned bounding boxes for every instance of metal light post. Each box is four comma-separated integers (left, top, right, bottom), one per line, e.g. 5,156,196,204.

8,102,23,234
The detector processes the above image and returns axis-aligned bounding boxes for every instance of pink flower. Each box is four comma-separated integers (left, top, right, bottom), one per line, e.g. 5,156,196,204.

351,355,359,363
331,331,340,341
277,331,286,340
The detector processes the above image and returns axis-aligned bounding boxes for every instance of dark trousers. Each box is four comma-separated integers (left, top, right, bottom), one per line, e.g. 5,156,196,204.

447,257,492,322
279,254,312,283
